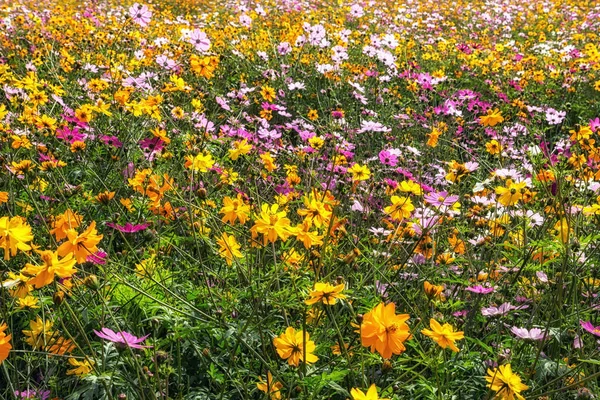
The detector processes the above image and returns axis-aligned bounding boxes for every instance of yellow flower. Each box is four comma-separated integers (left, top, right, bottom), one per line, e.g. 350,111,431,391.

228,139,252,160
479,108,504,127
351,384,389,400
486,364,529,400
260,85,276,102
251,204,296,244
22,316,54,350
348,163,371,181
273,327,318,366
67,357,94,376
305,282,346,305
297,193,332,228
486,140,502,155
360,302,411,359
216,233,243,266
256,371,283,400
18,296,39,309
495,180,527,207
423,281,445,301
398,180,422,195
0,216,34,260
0,323,12,364
307,109,319,121
220,195,251,225
421,319,464,352
384,196,414,220
185,152,215,172
21,250,77,289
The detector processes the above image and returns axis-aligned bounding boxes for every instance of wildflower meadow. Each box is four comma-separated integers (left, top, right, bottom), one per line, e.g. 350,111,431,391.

1,0,600,398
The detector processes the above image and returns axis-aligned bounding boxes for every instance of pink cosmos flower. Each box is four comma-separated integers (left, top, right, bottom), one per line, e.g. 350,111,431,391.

94,327,151,349
107,222,150,233
423,191,459,207
580,320,600,337
189,29,210,52
129,3,152,27
378,150,398,166
465,285,494,294
510,327,546,341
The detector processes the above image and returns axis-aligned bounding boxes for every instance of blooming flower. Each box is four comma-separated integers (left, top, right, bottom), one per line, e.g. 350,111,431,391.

479,108,504,127
251,203,296,244
580,320,600,337
256,371,283,400
106,222,150,233
360,302,411,359
57,221,103,263
384,196,415,221
421,319,464,352
21,250,77,289
67,357,95,375
486,364,529,400
0,323,12,364
350,384,389,400
94,328,151,349
129,3,152,27
510,327,546,341
216,233,243,266
272,327,318,366
0,216,34,260
305,282,346,305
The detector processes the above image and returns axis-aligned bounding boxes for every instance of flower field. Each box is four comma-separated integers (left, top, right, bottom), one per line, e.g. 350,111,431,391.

1,0,600,398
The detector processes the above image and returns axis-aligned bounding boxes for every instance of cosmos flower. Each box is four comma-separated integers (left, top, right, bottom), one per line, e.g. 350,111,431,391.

360,302,411,359
510,327,546,341
106,222,150,233
486,364,528,400
421,319,464,352
350,384,389,400
94,328,151,349
305,282,346,305
580,320,600,337
272,327,318,366
129,3,152,27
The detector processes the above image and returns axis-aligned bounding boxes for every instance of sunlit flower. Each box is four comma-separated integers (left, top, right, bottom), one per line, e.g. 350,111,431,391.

486,364,528,400
94,327,151,349
360,302,411,359
256,371,283,400
350,384,389,400
305,282,346,305
0,216,34,260
273,327,318,366
421,319,464,352
0,323,11,364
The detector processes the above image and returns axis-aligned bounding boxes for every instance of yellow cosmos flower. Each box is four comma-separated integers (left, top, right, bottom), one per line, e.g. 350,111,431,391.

67,357,95,376
479,108,504,127
486,364,529,400
0,216,34,260
348,163,371,181
351,384,389,400
184,152,215,172
421,319,464,352
273,327,318,367
0,323,12,364
216,232,243,266
57,221,103,263
21,250,77,289
305,282,346,305
384,196,415,220
251,204,296,244
256,371,283,400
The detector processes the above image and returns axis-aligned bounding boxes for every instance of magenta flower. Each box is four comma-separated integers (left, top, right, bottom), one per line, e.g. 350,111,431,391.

100,135,123,148
94,327,151,349
378,150,398,166
107,222,150,233
129,3,152,27
580,320,600,337
510,327,546,341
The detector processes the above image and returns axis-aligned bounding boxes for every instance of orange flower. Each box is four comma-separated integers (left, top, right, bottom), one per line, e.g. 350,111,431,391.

57,221,103,263
0,323,12,364
21,250,77,289
360,302,411,359
256,371,283,400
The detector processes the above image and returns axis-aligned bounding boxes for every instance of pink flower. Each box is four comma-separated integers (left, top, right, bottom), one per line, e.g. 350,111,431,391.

423,191,459,207
580,320,600,337
465,285,494,294
189,29,210,52
94,327,151,349
510,327,546,341
378,150,398,166
129,3,152,27
107,222,150,233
